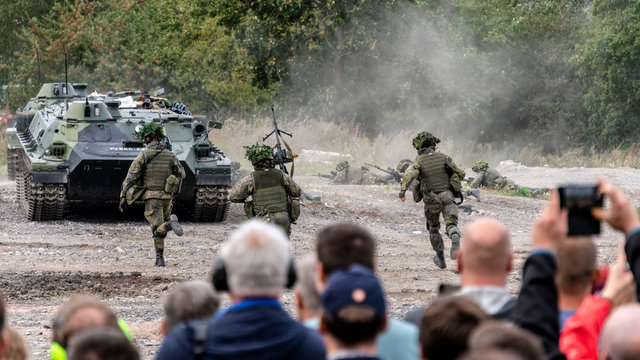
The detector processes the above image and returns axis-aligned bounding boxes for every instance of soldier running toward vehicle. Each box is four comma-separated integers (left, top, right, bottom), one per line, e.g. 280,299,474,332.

399,131,465,269
229,144,302,237
119,123,185,267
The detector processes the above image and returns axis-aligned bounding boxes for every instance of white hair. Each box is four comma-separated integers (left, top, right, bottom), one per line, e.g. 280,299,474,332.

221,220,290,297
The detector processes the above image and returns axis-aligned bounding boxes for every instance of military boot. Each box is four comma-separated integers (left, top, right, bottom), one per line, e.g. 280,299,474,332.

165,214,183,236
433,251,446,269
155,248,165,267
450,233,460,260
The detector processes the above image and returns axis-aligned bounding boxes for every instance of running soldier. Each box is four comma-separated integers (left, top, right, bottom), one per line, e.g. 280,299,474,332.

399,132,465,269
119,123,185,267
229,144,302,237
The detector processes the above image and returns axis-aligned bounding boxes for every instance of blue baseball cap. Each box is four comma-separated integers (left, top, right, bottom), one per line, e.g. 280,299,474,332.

321,265,386,322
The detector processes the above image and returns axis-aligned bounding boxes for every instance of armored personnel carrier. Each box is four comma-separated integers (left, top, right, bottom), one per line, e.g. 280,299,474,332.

11,86,231,221
6,82,88,180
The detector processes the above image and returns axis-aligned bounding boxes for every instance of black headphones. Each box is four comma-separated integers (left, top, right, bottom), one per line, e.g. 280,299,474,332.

211,256,297,292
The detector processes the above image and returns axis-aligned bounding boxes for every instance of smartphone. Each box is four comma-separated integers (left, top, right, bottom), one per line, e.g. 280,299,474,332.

558,184,604,236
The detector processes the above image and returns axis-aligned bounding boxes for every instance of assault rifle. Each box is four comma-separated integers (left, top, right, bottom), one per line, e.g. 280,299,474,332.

264,104,295,176
365,163,403,183
316,172,336,180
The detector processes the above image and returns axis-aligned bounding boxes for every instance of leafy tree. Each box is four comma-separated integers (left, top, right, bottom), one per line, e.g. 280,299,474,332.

574,0,640,148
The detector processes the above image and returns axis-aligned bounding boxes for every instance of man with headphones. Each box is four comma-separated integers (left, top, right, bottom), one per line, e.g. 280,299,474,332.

156,220,325,360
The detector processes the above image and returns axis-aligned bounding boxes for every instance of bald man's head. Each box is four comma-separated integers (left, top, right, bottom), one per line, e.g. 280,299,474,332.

458,218,512,286
601,304,640,360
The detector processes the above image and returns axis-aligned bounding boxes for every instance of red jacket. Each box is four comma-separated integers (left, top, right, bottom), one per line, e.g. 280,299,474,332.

559,295,612,360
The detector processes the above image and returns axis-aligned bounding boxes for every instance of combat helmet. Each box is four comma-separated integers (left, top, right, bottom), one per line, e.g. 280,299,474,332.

136,123,165,143
243,144,274,165
335,161,350,172
412,131,440,150
397,159,412,173
472,161,489,172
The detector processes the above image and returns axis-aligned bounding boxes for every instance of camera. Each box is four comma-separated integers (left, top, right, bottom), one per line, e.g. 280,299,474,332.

558,184,604,236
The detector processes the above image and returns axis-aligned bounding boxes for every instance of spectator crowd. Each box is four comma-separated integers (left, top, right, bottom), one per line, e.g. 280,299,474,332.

0,177,639,360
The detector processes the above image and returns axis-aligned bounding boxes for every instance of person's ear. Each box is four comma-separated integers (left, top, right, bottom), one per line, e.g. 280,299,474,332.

319,316,328,335
315,262,328,294
295,290,304,312
0,330,8,358
507,253,513,273
592,268,601,284
457,252,463,273
380,315,389,334
160,319,168,337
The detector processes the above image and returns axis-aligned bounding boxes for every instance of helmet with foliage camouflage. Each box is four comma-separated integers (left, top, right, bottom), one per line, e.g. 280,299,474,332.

472,161,489,172
335,161,350,172
243,144,274,164
136,123,165,142
412,131,440,150
397,159,412,173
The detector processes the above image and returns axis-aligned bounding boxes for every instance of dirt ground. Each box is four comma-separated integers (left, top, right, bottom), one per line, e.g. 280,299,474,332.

0,162,638,359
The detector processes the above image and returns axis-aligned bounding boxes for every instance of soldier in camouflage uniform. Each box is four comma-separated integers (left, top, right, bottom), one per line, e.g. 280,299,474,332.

399,132,465,269
469,161,517,191
229,144,302,237
119,123,186,267
331,161,391,185
230,161,251,186
469,161,548,197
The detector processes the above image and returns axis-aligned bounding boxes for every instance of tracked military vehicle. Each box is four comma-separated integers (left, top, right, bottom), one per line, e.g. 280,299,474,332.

6,82,88,180
12,87,231,221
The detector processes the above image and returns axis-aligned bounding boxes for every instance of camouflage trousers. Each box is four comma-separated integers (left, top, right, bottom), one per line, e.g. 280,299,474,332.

423,190,461,252
256,211,291,237
144,198,173,250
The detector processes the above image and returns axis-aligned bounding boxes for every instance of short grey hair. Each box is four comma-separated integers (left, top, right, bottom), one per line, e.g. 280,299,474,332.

295,254,322,315
162,280,219,331
221,220,290,297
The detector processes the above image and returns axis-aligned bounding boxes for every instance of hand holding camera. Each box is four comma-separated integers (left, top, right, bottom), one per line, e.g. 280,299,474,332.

592,178,640,235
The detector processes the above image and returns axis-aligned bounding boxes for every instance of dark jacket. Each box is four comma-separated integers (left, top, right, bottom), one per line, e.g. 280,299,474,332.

156,299,325,360
513,251,566,360
625,229,640,300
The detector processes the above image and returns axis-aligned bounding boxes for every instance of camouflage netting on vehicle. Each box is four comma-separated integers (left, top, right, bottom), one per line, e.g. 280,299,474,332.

244,144,274,164
472,161,489,172
412,131,440,150
136,123,165,141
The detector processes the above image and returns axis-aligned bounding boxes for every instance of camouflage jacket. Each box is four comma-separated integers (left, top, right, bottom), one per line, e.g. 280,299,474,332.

119,143,185,200
400,149,465,192
229,169,301,203
470,167,509,190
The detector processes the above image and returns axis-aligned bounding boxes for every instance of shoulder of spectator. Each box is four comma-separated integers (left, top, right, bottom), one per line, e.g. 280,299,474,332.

387,317,419,336
155,323,193,359
627,226,640,240
529,249,556,260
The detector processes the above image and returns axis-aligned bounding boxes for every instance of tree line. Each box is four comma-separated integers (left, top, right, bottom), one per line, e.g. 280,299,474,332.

1,0,638,151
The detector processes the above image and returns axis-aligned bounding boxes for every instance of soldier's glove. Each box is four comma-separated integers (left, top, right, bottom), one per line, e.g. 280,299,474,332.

119,197,126,213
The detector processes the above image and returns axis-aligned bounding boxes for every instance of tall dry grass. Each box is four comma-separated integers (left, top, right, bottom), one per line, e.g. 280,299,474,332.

211,118,640,173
